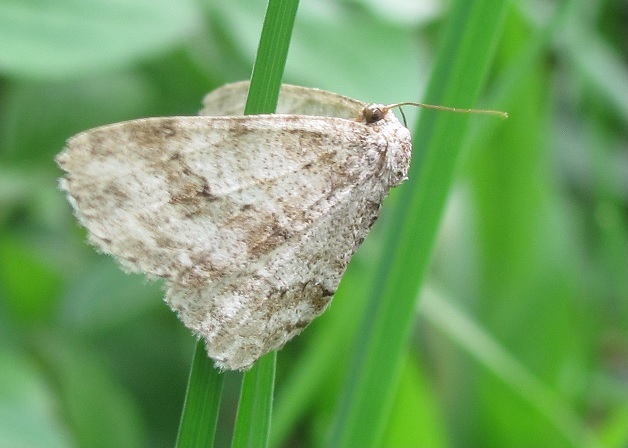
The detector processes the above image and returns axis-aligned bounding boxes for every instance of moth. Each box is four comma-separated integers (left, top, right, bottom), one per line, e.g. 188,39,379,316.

56,81,412,370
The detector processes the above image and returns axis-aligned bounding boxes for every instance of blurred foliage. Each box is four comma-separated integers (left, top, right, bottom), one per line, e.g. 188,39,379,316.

0,0,626,447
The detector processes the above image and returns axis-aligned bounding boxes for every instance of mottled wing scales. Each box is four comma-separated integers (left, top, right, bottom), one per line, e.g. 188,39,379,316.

167,172,385,370
56,82,413,370
57,115,382,286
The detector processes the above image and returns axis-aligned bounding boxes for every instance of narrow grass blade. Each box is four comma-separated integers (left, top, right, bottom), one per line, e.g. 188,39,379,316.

177,0,298,445
328,0,509,446
231,0,299,446
231,353,277,448
245,0,300,115
420,289,603,448
176,340,225,448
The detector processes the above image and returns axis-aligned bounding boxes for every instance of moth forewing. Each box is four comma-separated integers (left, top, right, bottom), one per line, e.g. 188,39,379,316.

56,82,413,370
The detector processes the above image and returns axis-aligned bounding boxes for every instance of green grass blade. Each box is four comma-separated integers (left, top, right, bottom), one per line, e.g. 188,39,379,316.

231,0,298,447
245,0,300,115
327,1,509,446
420,289,603,448
231,353,277,448
176,340,225,448
177,0,298,446
468,0,577,146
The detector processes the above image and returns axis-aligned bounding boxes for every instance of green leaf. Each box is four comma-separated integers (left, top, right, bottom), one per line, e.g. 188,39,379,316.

231,353,277,448
327,0,509,446
176,341,225,448
35,336,146,448
231,1,299,446
0,0,200,79
381,355,448,447
206,0,422,101
177,1,299,446
0,348,73,448
244,0,300,115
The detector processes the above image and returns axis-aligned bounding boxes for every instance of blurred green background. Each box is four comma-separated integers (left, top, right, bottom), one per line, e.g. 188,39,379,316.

0,0,626,447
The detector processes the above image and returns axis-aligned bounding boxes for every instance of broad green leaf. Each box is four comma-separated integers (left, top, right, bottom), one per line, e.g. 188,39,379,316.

0,0,200,79
0,348,73,448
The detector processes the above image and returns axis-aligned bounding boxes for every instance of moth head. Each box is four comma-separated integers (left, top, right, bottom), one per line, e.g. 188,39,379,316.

361,104,392,125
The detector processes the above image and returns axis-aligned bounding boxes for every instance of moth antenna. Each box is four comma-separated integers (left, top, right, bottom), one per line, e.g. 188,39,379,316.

398,106,408,127
385,102,508,119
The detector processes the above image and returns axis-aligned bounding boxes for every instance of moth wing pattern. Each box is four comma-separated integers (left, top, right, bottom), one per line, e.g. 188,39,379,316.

166,127,398,369
56,82,412,370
